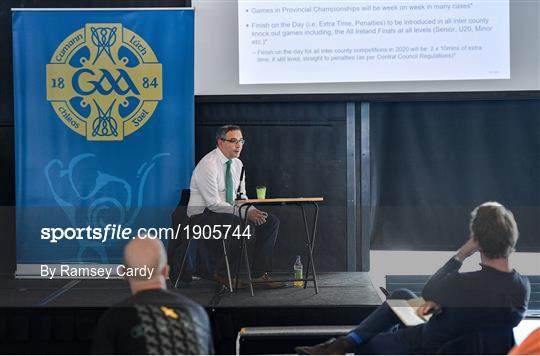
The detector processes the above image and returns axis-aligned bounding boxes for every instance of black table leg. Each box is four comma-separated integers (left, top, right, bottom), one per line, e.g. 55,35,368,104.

233,205,247,291
174,238,192,288
307,202,319,287
221,238,234,292
234,237,242,291
300,203,319,294
242,236,254,297
240,204,255,296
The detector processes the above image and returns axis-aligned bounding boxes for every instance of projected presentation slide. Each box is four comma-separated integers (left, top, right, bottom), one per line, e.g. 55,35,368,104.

238,1,510,84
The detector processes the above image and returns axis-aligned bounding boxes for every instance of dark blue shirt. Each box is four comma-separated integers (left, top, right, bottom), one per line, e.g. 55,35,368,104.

403,258,530,352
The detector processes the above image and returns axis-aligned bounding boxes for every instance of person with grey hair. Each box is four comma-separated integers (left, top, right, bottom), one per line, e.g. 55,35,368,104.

92,237,214,354
186,124,285,289
296,202,530,354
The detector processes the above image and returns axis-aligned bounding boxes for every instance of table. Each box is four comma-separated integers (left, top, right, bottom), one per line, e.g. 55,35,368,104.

235,197,324,296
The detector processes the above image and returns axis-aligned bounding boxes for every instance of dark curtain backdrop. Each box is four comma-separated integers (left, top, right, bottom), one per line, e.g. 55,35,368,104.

195,102,348,271
370,100,540,252
194,100,540,272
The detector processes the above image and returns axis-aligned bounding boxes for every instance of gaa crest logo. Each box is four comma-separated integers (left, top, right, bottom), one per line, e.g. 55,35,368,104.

46,24,162,141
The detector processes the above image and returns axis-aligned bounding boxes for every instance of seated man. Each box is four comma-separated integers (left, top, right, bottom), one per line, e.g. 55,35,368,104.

92,237,213,354
187,124,285,288
297,202,530,354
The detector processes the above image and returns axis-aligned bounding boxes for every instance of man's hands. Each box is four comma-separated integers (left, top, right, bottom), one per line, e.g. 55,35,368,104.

455,236,480,262
247,208,268,226
416,300,441,318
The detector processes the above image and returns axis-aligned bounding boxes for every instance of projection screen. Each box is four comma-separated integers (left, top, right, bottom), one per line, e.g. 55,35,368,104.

193,0,540,96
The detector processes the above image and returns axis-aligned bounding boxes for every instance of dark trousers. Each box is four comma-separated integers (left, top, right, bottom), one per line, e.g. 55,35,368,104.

189,209,280,278
351,289,417,354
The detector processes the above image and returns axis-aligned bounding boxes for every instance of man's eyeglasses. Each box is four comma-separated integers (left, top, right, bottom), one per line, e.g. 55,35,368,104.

221,138,245,145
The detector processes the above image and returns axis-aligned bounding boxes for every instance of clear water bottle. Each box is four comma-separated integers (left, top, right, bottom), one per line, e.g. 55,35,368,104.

293,255,303,288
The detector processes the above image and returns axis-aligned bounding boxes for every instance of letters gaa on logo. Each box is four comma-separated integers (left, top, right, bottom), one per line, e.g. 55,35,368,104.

46,23,162,141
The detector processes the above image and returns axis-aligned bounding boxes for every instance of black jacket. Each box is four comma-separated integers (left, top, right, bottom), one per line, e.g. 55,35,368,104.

92,289,214,354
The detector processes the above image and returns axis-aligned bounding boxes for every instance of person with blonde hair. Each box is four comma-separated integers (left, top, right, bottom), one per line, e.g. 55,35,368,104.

297,202,530,354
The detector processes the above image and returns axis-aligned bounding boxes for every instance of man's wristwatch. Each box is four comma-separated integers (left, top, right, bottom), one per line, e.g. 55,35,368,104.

452,254,464,263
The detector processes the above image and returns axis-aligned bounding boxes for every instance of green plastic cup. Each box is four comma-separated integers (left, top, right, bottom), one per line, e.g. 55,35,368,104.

256,186,267,199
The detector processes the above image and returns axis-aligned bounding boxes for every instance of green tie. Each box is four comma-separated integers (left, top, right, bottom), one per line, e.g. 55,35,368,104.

226,160,233,204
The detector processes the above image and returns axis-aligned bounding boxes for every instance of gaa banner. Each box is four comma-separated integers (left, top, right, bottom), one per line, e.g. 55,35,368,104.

13,9,194,264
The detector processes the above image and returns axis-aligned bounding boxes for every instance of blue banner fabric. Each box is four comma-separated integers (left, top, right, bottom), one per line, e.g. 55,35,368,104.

13,9,194,263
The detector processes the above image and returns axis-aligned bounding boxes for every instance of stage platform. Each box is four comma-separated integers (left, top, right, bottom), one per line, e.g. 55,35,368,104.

0,272,381,354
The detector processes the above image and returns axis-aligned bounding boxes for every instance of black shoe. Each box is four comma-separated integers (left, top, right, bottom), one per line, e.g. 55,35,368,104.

213,273,247,289
252,273,288,289
295,336,354,355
